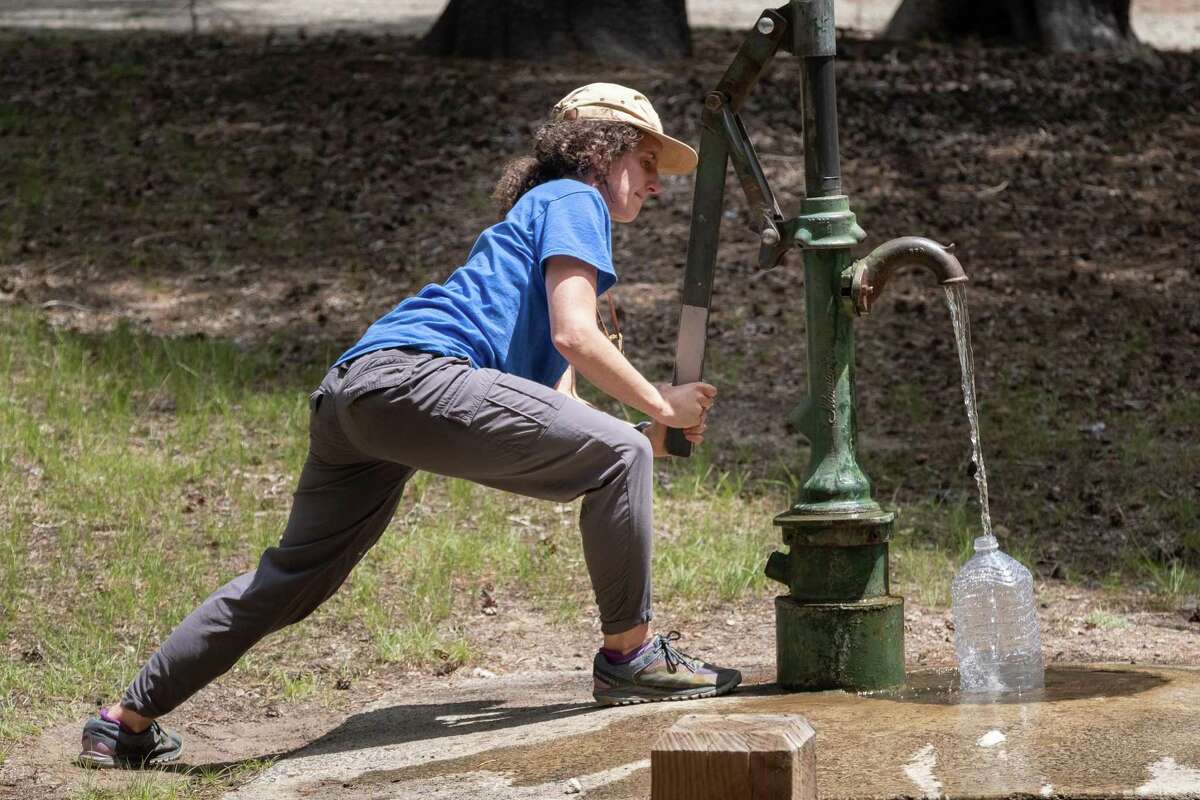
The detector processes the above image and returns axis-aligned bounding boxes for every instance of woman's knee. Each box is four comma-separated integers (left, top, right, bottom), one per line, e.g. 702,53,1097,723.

593,416,653,469
619,425,654,468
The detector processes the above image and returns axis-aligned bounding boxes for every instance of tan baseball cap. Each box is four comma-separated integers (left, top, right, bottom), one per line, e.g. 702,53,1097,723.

551,83,698,176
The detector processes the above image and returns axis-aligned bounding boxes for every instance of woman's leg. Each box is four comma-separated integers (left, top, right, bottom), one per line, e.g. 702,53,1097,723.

116,371,413,722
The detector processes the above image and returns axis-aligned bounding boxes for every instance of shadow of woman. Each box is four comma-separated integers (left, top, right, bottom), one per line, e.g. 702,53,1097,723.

158,696,601,774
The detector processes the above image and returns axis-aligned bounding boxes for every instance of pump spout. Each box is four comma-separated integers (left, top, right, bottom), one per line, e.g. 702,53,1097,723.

841,236,968,316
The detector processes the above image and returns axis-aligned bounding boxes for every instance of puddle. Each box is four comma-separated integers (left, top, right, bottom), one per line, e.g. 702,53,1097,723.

861,665,1169,705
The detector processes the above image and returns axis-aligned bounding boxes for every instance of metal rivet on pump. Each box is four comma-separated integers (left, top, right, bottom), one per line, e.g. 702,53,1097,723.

757,16,776,35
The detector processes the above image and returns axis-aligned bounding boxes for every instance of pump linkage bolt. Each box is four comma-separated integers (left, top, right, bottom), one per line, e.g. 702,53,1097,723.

756,16,776,35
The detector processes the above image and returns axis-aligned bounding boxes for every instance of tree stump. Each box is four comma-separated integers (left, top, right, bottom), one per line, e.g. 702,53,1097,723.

651,713,817,800
418,0,691,62
883,0,1138,51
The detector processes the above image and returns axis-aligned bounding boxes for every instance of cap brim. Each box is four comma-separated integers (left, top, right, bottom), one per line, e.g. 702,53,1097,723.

631,125,698,176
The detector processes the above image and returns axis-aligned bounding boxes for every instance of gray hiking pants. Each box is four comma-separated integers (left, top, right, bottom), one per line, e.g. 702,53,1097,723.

122,348,655,718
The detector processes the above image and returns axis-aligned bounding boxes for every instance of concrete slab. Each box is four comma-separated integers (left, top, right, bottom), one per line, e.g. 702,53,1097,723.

225,664,1200,799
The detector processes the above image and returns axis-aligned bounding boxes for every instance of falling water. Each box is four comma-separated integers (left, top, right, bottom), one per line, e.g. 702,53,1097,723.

944,282,994,542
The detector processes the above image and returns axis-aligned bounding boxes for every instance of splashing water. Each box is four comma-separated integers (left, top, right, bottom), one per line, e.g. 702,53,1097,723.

944,282,993,542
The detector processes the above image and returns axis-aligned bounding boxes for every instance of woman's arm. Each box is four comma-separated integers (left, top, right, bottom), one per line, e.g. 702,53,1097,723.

544,255,715,429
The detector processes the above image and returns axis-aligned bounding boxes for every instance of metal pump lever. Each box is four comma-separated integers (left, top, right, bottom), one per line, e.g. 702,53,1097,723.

666,6,795,457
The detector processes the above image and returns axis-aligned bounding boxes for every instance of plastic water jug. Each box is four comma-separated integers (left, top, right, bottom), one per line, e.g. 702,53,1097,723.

951,535,1044,693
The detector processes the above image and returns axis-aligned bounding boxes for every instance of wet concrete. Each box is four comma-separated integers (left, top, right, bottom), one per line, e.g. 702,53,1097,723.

225,664,1200,799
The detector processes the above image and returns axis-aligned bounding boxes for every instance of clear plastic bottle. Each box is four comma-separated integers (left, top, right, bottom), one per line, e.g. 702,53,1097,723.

951,535,1045,693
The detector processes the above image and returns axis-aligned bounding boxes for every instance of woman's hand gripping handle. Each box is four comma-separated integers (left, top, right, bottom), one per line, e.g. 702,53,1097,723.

658,382,715,457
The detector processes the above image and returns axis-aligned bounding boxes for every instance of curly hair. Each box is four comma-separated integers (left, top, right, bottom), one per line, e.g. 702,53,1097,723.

493,120,642,215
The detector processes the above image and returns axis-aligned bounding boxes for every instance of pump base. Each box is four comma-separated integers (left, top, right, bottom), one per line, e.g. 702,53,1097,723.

775,594,905,691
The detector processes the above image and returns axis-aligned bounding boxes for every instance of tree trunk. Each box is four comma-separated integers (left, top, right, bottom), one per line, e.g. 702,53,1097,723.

418,0,691,62
884,0,1138,51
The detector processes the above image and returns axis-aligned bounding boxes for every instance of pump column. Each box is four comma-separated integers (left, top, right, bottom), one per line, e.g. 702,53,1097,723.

767,0,905,692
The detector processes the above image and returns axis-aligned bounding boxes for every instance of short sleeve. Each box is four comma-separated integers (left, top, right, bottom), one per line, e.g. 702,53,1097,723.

537,189,617,295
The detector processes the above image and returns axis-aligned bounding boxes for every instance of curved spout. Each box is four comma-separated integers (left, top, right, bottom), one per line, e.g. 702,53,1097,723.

842,236,968,316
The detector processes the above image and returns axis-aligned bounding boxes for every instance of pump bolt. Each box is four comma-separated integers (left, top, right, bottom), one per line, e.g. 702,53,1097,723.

761,227,781,246
704,93,723,112
756,16,776,35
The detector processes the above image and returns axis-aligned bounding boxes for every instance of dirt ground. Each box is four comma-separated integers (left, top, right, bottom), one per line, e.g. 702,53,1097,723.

1,19,1199,800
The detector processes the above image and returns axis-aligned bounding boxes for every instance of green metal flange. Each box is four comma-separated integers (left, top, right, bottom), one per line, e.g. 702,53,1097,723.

792,196,866,249
775,594,905,691
768,510,894,601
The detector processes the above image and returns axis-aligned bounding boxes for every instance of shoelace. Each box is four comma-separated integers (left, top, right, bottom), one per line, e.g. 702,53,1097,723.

657,631,698,674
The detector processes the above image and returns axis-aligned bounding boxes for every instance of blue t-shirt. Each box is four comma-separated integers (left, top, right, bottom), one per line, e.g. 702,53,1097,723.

334,179,616,388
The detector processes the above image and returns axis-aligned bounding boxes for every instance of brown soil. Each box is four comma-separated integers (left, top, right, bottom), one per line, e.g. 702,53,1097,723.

1,25,1199,799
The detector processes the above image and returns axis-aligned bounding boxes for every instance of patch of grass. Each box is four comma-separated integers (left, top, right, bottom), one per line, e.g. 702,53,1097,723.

892,540,958,608
277,670,319,703
1085,610,1132,630
898,493,981,563
888,487,1048,609
701,347,745,391
892,498,982,609
653,446,781,603
1117,417,1156,470
73,775,188,800
71,755,275,800
654,498,777,603
1173,495,1200,556
1131,556,1198,609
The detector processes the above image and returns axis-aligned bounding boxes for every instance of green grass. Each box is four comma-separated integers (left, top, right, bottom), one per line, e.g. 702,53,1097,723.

73,776,189,800
70,757,274,800
1085,610,1132,630
1129,555,1199,609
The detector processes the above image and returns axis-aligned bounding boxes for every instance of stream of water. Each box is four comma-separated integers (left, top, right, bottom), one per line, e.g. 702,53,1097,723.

944,282,994,543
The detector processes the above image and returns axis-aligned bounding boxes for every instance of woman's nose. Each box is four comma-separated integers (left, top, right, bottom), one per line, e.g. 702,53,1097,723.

645,174,660,195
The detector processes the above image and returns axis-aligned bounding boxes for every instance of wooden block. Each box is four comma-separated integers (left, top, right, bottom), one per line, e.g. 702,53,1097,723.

651,713,817,800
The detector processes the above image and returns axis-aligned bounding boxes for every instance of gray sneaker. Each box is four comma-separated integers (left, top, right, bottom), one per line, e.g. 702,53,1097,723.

78,713,183,769
592,631,742,706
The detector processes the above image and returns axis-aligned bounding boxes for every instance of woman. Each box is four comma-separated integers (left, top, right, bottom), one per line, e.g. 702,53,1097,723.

78,83,741,769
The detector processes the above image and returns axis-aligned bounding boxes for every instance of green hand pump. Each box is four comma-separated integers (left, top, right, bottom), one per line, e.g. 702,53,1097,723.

667,0,968,691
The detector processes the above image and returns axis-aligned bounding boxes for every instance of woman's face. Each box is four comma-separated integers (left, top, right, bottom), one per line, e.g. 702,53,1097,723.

597,137,662,224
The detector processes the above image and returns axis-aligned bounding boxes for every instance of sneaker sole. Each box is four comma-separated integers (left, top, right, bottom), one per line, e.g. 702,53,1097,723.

76,746,183,770
594,675,741,707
